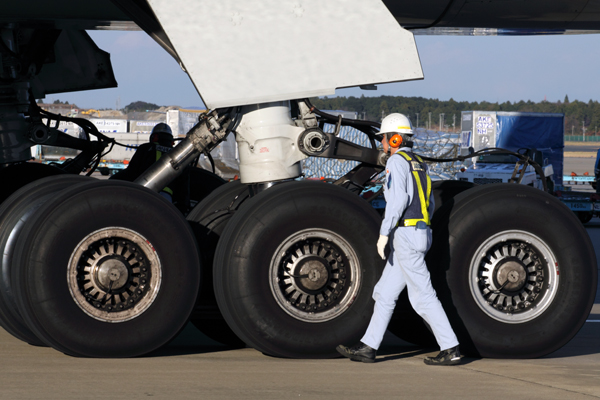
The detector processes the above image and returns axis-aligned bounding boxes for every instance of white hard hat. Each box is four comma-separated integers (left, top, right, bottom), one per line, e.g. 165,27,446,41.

379,113,413,135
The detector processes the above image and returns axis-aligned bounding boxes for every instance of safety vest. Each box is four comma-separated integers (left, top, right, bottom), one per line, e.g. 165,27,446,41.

395,151,431,227
155,148,174,196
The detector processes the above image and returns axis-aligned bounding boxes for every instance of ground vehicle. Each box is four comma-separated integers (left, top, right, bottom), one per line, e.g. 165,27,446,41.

0,1,596,359
457,111,564,188
559,149,600,223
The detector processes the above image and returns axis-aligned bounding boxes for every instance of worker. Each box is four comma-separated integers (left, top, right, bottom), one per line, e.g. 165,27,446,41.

111,122,189,209
336,113,460,365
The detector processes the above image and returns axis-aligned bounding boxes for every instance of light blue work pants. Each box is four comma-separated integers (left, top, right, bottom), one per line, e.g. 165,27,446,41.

361,225,459,351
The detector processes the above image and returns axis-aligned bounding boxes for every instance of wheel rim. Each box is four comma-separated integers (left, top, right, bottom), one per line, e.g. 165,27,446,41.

67,228,162,323
469,230,559,324
269,228,361,323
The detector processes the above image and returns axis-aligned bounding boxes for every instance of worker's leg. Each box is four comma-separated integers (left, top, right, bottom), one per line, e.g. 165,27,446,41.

395,227,459,351
361,232,407,350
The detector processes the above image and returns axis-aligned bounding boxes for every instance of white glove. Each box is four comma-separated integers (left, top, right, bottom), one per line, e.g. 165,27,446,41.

377,235,388,260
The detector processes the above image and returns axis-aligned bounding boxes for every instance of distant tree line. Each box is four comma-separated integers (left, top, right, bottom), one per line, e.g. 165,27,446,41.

310,95,600,135
123,101,161,114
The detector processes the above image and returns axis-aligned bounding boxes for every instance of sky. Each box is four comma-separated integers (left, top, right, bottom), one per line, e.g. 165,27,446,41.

52,30,600,110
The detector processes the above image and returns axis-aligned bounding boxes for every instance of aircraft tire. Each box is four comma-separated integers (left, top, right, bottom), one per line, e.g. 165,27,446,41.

0,175,91,346
213,181,384,358
11,180,200,357
187,180,250,348
0,162,66,205
186,167,227,215
427,183,597,358
388,180,475,347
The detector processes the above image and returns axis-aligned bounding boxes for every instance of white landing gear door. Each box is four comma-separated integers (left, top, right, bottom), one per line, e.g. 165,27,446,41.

145,0,423,109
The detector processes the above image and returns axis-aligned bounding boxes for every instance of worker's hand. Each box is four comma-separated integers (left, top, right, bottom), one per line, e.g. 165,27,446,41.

377,235,388,260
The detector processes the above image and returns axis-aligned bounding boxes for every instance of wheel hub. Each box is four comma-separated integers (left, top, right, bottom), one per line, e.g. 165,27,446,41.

494,259,527,292
94,257,130,291
269,229,361,323
292,255,330,291
470,230,559,323
68,228,162,323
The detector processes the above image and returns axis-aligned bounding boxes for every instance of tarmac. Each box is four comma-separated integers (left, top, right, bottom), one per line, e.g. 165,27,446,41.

0,144,598,399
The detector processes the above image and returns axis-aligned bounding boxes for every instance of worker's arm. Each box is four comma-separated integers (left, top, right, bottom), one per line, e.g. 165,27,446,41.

380,154,410,236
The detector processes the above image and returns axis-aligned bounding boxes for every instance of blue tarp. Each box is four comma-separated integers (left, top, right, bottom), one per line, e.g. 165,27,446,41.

495,113,564,184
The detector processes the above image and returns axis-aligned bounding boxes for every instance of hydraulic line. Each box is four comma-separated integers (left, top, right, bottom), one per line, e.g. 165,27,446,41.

417,147,549,192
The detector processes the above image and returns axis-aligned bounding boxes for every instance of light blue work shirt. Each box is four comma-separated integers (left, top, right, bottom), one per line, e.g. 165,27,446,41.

380,147,435,237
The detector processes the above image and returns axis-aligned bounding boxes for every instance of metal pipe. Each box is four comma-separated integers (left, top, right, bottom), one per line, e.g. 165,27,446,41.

134,110,230,192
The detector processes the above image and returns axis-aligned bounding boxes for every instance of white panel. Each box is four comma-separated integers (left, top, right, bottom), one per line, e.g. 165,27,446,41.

89,118,128,133
146,0,423,108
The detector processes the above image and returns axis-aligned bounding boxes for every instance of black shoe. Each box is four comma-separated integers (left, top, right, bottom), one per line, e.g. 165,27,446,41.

424,346,461,366
336,342,376,363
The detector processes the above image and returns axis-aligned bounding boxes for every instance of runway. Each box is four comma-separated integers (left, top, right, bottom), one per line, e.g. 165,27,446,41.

0,151,598,399
0,295,598,399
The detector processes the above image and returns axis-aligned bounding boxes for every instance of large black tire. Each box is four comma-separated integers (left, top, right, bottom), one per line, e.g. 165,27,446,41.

428,183,597,358
0,175,91,346
186,180,250,347
213,181,384,358
0,162,65,205
111,166,225,216
186,167,227,214
388,180,476,347
11,180,201,357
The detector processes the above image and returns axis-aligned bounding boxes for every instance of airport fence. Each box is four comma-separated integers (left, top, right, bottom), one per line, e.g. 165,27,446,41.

301,126,463,181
